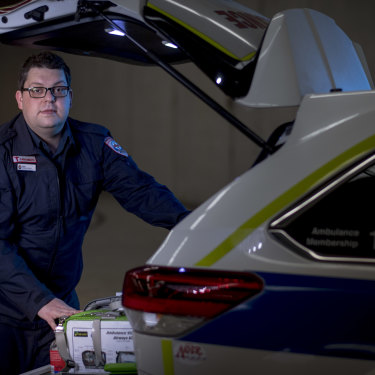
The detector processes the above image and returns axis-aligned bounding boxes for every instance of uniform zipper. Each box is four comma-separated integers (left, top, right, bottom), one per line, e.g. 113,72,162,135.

48,166,63,275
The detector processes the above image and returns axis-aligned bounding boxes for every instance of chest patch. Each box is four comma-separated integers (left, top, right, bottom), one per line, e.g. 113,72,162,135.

17,163,36,172
104,137,128,157
13,155,37,163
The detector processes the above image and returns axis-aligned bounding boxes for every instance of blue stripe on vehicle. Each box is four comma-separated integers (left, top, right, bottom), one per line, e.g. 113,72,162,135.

180,272,375,361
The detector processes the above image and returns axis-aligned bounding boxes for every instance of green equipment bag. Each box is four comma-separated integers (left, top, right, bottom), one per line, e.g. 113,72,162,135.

54,296,137,374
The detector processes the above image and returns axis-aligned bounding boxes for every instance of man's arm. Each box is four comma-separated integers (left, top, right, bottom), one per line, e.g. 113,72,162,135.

102,139,190,229
0,161,76,326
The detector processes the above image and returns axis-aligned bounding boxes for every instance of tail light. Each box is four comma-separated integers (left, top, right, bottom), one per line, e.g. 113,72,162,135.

122,266,263,336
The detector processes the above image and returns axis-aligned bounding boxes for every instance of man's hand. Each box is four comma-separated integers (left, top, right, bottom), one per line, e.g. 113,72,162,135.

38,298,81,330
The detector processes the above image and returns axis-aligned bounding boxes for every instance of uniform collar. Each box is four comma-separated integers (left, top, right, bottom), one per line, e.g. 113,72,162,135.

28,120,73,158
11,113,39,156
11,113,75,157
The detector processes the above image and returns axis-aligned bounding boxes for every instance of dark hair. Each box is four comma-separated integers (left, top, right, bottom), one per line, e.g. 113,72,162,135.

18,51,71,90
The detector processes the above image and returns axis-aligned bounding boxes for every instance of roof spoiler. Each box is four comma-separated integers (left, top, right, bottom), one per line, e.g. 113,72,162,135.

238,8,374,107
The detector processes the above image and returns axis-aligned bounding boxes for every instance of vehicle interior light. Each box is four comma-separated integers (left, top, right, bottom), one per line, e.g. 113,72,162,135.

162,41,178,48
105,27,125,37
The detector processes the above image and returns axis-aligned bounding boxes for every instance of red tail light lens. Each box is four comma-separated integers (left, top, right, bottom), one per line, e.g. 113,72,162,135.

123,266,263,318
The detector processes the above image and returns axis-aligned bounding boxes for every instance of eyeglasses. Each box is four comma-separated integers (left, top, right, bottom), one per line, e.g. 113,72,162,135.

21,86,71,98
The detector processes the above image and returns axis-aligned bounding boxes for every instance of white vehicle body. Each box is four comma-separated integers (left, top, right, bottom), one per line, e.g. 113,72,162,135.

129,90,375,375
1,1,375,374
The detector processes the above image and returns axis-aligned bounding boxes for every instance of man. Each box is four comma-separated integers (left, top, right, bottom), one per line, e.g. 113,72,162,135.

0,51,189,374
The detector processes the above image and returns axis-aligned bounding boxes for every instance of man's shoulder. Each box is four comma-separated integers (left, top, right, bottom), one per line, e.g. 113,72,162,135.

68,117,110,137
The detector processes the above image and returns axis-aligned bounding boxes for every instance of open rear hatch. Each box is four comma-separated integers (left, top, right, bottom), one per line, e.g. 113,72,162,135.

1,1,372,155
0,0,268,96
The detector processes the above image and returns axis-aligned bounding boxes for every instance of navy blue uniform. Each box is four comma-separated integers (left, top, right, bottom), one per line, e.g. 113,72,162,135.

0,114,189,373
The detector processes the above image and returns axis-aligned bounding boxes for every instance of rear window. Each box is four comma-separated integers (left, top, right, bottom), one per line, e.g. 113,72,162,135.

270,158,375,262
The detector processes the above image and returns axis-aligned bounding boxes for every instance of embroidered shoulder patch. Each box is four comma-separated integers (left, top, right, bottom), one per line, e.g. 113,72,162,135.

104,137,128,157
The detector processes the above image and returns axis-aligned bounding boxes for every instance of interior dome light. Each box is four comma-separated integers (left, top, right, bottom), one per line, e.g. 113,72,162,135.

105,27,125,37
162,41,178,49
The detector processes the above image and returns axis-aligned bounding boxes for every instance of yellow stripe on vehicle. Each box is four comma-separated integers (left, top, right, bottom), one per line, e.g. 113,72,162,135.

162,339,175,375
147,2,256,62
195,134,375,267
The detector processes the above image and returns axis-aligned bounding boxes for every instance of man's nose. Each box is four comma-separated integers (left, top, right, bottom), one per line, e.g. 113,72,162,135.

44,88,56,102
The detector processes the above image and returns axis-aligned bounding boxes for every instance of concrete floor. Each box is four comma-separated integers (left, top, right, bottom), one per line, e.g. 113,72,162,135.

76,192,170,309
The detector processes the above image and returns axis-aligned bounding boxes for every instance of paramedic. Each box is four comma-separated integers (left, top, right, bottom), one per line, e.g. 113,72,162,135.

0,51,189,374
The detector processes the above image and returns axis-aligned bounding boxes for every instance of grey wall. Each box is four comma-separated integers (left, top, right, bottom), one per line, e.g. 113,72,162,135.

1,0,375,304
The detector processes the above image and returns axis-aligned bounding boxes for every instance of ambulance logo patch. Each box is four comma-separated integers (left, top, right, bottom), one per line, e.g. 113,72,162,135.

104,137,128,157
13,155,37,163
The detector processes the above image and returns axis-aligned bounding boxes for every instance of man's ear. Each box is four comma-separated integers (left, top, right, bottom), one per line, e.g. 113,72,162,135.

15,91,23,110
